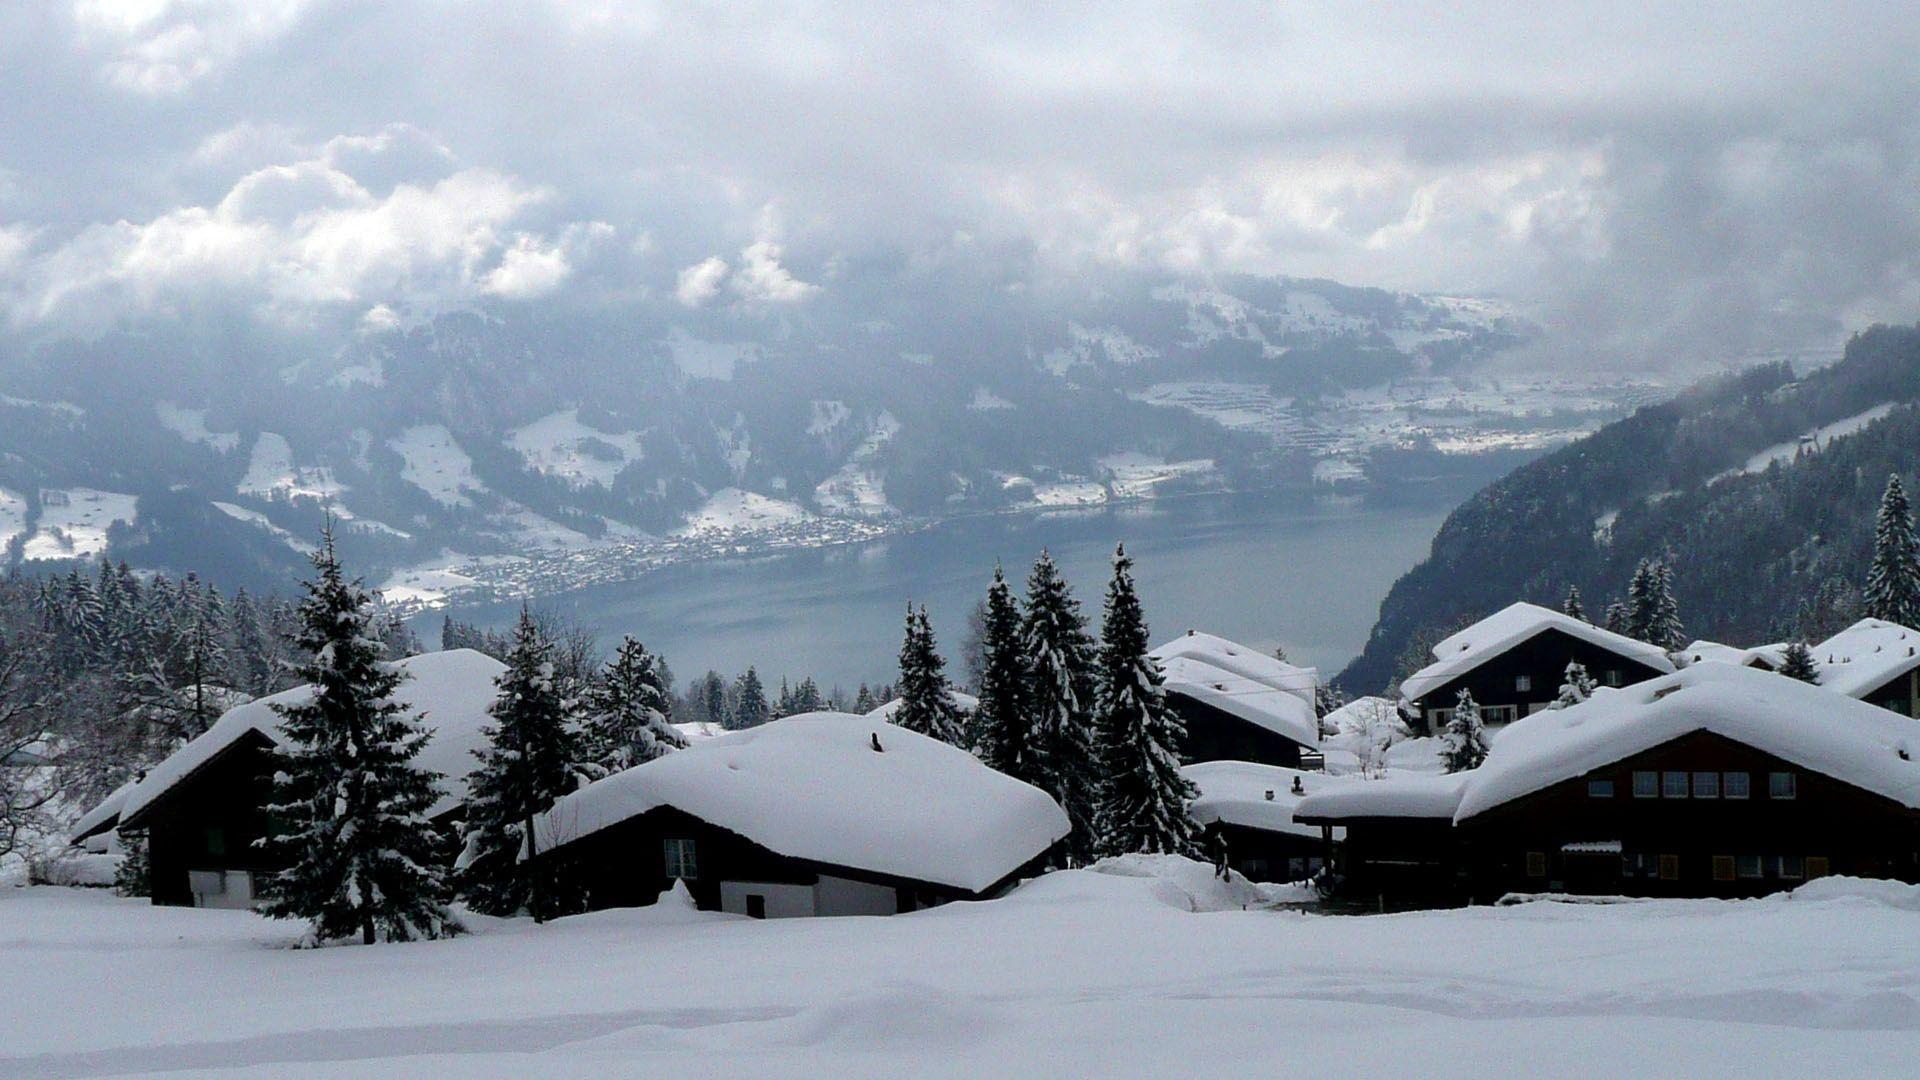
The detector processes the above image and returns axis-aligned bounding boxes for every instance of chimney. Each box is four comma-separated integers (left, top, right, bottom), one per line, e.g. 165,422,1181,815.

1264,789,1275,801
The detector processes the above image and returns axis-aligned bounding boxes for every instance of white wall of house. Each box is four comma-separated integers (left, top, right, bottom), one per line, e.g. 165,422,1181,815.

720,881,815,919
814,874,899,916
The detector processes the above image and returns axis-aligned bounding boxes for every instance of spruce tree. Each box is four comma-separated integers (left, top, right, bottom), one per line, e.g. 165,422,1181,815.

1562,585,1586,622
853,683,877,713
893,605,965,744
581,636,685,774
1093,544,1200,857
1603,600,1630,636
1625,559,1657,641
1022,550,1101,862
791,676,825,714
1866,474,1920,627
457,607,590,921
975,564,1032,779
1552,660,1596,708
1777,641,1821,684
1648,561,1685,650
731,667,770,728
700,672,728,729
1441,688,1490,773
257,530,457,945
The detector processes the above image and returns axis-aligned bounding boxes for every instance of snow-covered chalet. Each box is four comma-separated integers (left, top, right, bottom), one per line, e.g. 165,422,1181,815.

1399,602,1676,734
1150,630,1320,768
529,712,1070,918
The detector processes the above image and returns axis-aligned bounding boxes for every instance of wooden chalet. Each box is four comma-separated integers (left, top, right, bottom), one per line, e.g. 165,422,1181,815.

1400,602,1675,735
1186,761,1345,883
530,712,1069,918
109,649,505,908
1151,631,1321,768
1303,663,1920,904
1810,619,1920,716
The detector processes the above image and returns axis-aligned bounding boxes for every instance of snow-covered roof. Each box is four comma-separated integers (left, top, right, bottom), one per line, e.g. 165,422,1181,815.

672,720,728,743
1157,655,1319,748
1680,640,1786,670
532,712,1069,893
1294,773,1469,822
1151,630,1316,706
1454,662,1920,822
1399,602,1675,705
1812,619,1920,698
119,649,507,827
1185,761,1347,841
865,689,981,721
68,777,136,843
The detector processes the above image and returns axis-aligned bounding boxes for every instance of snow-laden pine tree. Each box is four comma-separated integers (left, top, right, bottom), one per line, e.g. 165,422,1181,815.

1441,688,1490,773
1624,559,1657,641
1094,544,1201,857
1562,585,1586,622
975,564,1033,779
1626,558,1685,649
1022,550,1101,861
1777,641,1820,683
853,683,877,713
893,605,965,744
700,672,728,730
732,667,770,728
791,676,826,714
1552,660,1596,708
581,636,685,775
457,607,590,921
1603,600,1630,635
257,529,458,945
1866,474,1920,627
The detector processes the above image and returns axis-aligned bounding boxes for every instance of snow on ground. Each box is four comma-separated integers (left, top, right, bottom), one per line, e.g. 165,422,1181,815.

679,488,811,535
391,425,485,507
238,433,346,501
0,486,25,550
19,488,138,561
1132,380,1296,434
808,400,852,436
212,501,318,554
1098,453,1216,499
667,328,755,381
968,387,1015,411
1715,403,1899,483
0,394,84,418
155,401,240,452
508,410,646,489
813,412,899,517
380,559,486,607
9,871,1920,1075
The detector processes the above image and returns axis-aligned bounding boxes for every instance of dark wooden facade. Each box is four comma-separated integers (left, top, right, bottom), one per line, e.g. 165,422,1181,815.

1205,821,1327,884
1411,627,1671,735
127,732,281,908
541,804,1053,917
1166,692,1306,768
1300,815,1464,906
1852,667,1920,717
1456,730,1920,900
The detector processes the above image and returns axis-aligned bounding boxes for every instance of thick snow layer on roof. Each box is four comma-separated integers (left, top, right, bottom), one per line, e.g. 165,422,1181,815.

1185,761,1348,841
1295,773,1468,821
68,778,136,843
119,649,507,827
672,721,728,743
1455,662,1920,822
1158,655,1319,748
1680,640,1786,669
865,690,981,721
1151,631,1316,705
533,712,1069,893
1400,602,1675,705
1812,619,1920,697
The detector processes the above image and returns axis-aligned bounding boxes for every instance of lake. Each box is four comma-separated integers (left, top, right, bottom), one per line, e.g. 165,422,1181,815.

440,482,1473,695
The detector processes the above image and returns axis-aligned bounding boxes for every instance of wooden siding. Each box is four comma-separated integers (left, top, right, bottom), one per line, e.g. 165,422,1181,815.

1412,627,1669,734
1166,692,1306,768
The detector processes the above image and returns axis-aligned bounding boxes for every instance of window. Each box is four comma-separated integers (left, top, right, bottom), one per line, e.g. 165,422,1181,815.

1723,772,1750,800
1482,705,1519,724
1657,854,1680,880
1769,772,1797,799
1711,856,1735,882
1515,674,1533,693
1736,855,1763,879
1663,771,1690,798
1775,855,1805,880
205,827,226,856
1428,707,1453,728
1588,778,1615,798
663,837,698,879
1605,669,1623,687
1525,851,1547,877
1633,771,1659,798
1622,853,1656,877
1807,856,1830,879
1692,772,1720,799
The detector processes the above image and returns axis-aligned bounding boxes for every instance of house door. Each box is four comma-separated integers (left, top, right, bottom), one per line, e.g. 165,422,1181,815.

1561,852,1621,894
745,894,766,919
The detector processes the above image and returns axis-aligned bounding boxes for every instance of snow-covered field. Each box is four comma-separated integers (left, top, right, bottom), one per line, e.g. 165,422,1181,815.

7,867,1920,1076
19,488,139,561
238,433,346,502
391,425,485,507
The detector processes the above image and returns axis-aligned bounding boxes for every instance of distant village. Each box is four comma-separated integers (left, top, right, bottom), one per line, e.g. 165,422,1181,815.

22,471,1920,938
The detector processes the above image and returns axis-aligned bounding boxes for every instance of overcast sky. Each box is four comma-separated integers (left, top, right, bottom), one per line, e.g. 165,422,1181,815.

2,1,1918,368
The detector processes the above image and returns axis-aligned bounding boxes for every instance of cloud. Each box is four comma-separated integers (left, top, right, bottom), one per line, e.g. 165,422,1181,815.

483,234,571,300
675,256,728,307
72,0,319,94
731,240,817,303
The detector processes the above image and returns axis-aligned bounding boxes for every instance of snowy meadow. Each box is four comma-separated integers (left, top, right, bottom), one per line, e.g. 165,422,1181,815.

6,862,1920,1078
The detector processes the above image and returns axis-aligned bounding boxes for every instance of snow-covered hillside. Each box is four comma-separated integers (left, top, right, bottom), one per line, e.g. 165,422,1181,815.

5,868,1920,1074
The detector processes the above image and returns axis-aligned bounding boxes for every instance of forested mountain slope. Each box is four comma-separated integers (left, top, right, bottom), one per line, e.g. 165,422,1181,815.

1338,324,1920,694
